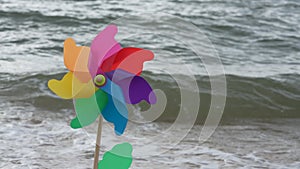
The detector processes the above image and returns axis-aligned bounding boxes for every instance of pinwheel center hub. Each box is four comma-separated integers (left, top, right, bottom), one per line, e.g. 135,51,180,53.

94,74,106,87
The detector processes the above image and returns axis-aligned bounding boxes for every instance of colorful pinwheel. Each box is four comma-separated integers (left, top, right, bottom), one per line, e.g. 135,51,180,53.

48,25,156,135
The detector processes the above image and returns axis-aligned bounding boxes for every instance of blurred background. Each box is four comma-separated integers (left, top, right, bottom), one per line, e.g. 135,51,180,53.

0,0,299,168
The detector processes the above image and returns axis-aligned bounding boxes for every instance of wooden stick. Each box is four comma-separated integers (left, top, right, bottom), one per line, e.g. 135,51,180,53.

93,115,103,169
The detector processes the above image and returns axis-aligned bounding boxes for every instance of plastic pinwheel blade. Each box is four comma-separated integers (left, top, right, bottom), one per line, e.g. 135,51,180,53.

101,47,154,76
101,94,128,135
100,78,128,135
71,89,108,128
125,75,156,104
63,38,91,83
48,72,96,99
100,75,127,104
64,38,90,73
88,25,122,78
106,69,157,104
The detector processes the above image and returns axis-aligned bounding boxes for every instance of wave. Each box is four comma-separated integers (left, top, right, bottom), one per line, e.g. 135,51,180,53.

0,72,299,123
143,72,300,123
0,10,117,26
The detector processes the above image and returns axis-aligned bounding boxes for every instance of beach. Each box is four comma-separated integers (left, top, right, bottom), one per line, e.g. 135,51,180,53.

1,0,300,168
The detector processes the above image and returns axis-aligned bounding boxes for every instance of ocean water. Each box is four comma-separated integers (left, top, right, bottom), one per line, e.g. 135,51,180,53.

0,0,299,168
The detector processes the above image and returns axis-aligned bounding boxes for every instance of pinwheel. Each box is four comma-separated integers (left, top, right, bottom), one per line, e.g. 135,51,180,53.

48,25,156,168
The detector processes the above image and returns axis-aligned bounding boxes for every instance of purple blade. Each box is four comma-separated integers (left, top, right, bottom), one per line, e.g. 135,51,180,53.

106,69,156,104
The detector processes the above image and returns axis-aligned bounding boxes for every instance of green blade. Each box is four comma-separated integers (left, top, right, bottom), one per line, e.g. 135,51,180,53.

71,89,108,128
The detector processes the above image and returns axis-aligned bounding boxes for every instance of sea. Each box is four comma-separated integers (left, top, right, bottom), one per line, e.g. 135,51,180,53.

0,0,299,168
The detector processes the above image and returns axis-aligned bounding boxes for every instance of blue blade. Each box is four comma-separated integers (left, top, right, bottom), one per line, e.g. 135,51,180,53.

101,75,125,103
101,78,128,135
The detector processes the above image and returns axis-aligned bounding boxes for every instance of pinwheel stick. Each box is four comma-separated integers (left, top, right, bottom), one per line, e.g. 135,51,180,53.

93,115,103,169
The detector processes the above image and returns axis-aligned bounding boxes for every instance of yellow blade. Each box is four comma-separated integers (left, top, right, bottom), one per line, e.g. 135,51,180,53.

48,71,97,99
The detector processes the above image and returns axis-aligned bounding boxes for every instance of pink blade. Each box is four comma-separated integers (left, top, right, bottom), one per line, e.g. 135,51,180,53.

88,25,122,78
